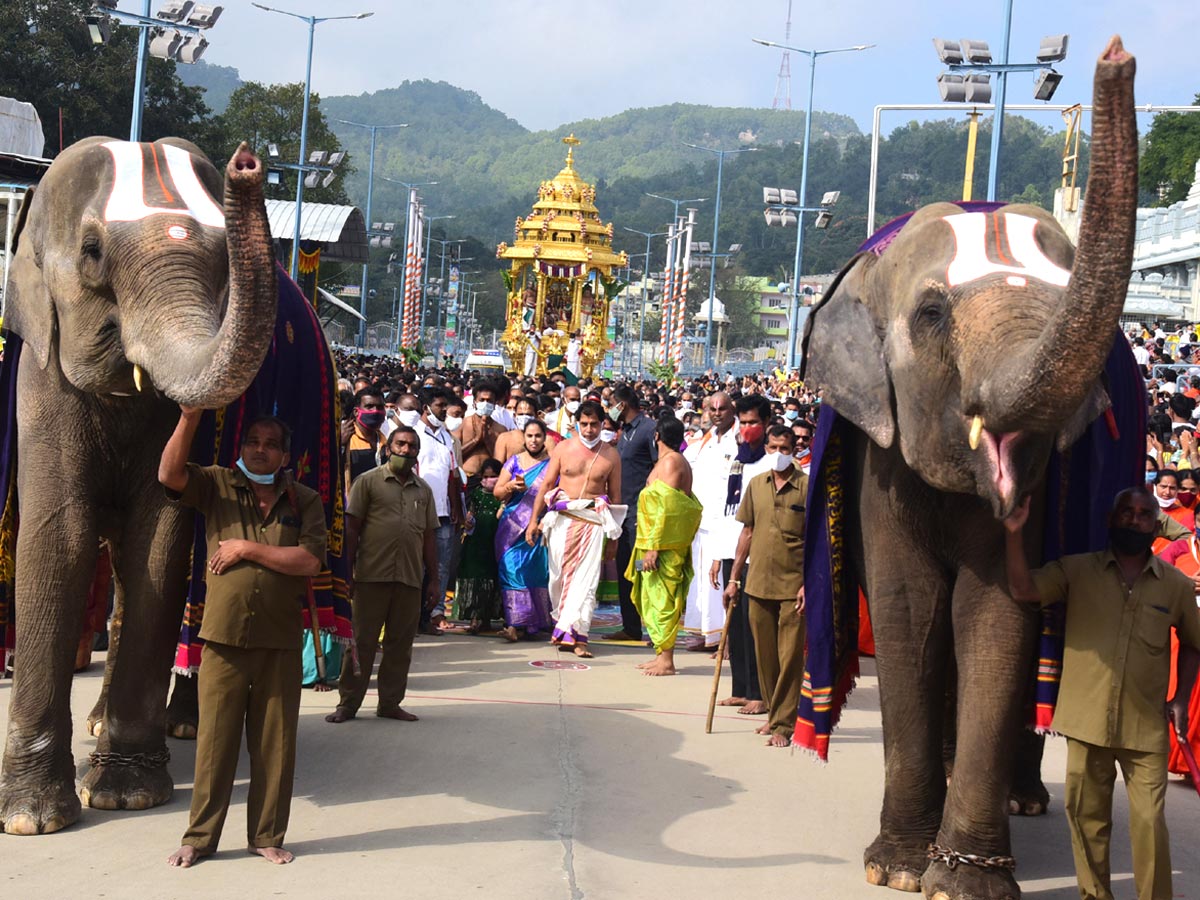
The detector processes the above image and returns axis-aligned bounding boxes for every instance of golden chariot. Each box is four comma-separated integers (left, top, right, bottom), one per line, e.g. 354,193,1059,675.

497,135,627,378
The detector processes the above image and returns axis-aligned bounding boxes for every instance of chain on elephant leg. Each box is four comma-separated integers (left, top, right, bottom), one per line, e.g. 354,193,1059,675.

921,844,1019,900
78,746,173,811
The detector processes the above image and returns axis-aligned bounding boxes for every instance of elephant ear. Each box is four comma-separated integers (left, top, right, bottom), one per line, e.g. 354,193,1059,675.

3,186,56,369
801,251,895,448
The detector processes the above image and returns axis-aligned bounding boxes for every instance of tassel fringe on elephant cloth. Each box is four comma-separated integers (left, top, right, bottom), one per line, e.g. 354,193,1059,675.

173,263,353,674
543,493,626,647
794,202,1147,760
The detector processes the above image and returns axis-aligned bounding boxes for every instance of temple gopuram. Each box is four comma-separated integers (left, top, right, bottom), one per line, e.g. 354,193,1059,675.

497,135,627,378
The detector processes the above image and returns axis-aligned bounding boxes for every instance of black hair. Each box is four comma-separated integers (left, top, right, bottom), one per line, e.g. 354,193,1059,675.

245,415,292,453
1156,468,1181,486
479,457,502,478
577,400,605,422
522,418,548,438
734,393,772,423
767,424,796,448
1169,392,1195,419
612,384,638,407
655,414,685,451
354,386,384,408
388,425,420,451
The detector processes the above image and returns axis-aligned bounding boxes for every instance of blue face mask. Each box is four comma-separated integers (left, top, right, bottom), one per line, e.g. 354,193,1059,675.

1145,470,1158,484
237,457,277,486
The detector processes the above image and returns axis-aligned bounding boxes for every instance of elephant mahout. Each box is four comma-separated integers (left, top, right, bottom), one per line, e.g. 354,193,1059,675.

0,137,277,834
799,37,1139,900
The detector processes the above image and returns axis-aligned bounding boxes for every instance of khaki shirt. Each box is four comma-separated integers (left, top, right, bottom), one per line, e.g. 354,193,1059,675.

346,466,439,587
175,464,328,650
1032,549,1200,753
734,467,807,601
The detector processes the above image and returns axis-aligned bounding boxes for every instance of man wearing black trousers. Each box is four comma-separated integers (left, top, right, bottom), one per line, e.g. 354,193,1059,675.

605,384,657,643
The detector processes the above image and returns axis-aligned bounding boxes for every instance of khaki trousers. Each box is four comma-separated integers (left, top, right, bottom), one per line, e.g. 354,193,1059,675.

747,596,806,737
337,581,421,714
183,642,302,852
1064,737,1172,900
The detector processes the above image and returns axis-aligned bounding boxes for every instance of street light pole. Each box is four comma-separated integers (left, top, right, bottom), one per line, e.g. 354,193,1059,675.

335,120,407,347
987,0,1014,202
252,4,372,282
624,227,668,377
418,218,455,347
129,0,151,141
753,38,873,369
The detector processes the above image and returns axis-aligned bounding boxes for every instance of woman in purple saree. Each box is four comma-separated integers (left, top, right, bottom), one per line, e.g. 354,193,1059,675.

493,420,553,640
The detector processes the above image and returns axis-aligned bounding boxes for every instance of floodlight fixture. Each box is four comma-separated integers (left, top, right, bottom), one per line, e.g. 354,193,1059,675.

964,74,992,103
820,190,841,207
321,171,336,188
1032,68,1063,102
186,4,223,28
814,210,833,229
327,150,346,167
932,39,963,64
372,222,383,231
728,244,742,253
937,74,966,103
960,39,992,64
304,171,320,189
382,222,395,233
267,142,280,159
308,150,328,165
85,14,111,44
1036,34,1068,64
763,187,780,204
176,34,207,63
148,28,183,60
698,242,712,253
155,1,194,23
266,170,282,186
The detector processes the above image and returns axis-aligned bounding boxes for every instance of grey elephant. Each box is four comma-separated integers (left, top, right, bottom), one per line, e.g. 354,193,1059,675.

0,137,277,834
799,38,1137,900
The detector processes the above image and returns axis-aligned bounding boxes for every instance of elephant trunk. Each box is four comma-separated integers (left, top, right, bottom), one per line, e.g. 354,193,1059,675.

137,143,277,408
983,36,1137,433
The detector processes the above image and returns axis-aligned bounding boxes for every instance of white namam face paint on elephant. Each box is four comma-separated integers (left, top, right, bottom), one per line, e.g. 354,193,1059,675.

0,138,276,835
801,37,1138,900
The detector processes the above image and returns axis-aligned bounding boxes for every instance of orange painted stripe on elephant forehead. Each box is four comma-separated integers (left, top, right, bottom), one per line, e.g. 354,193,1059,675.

148,143,176,204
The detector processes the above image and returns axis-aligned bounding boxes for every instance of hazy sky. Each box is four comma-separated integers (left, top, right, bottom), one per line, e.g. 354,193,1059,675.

195,0,1199,134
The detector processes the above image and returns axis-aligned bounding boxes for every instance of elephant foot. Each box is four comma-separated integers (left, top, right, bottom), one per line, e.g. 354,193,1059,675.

165,675,199,742
865,835,928,892
1007,779,1049,817
79,756,172,811
0,776,81,835
86,695,106,738
922,855,1019,900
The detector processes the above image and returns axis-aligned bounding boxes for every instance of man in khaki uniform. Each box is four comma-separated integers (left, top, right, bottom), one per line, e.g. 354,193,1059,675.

1005,487,1200,900
725,425,808,747
163,411,327,868
326,425,439,723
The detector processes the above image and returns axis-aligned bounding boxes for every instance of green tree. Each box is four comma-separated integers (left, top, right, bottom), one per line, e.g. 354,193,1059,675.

0,0,214,154
214,81,352,205
1139,96,1200,206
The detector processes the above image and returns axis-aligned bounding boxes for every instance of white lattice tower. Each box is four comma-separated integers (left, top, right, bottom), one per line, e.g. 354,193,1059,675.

771,0,793,110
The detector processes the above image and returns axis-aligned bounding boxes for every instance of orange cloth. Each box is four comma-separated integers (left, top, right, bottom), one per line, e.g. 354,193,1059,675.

1157,536,1200,775
858,589,875,657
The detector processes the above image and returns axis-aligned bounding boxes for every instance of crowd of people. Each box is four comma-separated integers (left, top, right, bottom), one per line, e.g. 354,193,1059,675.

158,332,1200,900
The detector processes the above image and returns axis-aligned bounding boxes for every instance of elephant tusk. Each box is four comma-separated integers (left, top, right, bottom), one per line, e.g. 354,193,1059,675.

133,365,144,393
968,415,984,451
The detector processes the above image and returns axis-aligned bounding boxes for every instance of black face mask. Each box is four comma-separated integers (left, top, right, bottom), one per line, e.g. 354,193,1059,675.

1108,525,1155,556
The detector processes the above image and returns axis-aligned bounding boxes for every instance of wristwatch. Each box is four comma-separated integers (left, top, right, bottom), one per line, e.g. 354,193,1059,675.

729,579,742,588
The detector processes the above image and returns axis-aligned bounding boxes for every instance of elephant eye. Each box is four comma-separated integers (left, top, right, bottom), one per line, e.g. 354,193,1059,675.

80,234,102,261
915,302,947,328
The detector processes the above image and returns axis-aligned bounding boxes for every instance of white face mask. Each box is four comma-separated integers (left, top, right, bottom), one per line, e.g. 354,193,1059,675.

397,409,421,428
680,401,693,410
580,433,603,450
445,416,463,432
475,401,495,417
426,409,443,427
599,428,617,443
514,414,532,430
565,400,581,415
766,451,795,472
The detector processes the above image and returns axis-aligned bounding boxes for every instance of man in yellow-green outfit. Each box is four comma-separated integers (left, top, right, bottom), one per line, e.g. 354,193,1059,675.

627,416,703,676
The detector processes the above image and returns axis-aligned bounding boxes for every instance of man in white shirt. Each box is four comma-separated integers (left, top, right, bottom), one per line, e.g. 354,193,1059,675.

566,332,583,377
550,384,582,437
416,386,460,633
524,330,540,377
1131,336,1150,368
683,392,739,652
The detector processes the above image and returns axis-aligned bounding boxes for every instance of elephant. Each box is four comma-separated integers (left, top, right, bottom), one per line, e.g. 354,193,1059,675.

0,137,277,834
800,37,1137,900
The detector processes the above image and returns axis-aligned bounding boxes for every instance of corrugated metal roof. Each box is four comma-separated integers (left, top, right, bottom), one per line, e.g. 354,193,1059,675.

264,199,368,263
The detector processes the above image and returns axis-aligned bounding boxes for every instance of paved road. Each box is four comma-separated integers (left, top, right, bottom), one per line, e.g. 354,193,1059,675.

1,634,1197,899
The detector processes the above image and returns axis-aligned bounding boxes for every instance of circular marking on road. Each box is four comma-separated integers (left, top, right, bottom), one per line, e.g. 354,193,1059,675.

529,660,590,671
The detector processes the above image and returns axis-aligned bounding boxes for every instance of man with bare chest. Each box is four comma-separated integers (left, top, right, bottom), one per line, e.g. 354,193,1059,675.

527,401,625,657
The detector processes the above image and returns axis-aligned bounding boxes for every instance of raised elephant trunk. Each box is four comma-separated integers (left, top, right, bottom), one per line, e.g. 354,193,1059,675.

983,36,1137,433
135,143,277,408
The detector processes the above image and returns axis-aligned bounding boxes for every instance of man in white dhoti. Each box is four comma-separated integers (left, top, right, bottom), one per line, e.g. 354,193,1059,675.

565,332,583,377
682,392,739,652
523,329,540,377
527,401,624,658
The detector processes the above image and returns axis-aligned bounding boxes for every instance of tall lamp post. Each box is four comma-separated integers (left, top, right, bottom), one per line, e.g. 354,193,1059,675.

623,228,668,376
251,4,372,282
752,38,873,369
682,144,759,371
334,119,407,347
418,219,456,345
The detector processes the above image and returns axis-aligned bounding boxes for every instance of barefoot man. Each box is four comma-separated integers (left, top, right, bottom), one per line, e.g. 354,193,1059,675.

628,416,702,676
162,411,327,867
527,400,625,657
